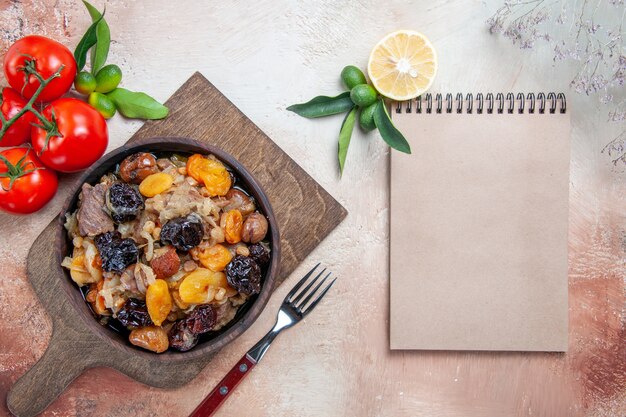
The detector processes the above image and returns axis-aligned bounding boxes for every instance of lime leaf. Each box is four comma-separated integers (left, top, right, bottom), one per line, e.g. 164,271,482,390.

107,88,168,120
373,98,411,154
74,13,104,71
82,0,110,75
287,92,353,118
338,106,357,175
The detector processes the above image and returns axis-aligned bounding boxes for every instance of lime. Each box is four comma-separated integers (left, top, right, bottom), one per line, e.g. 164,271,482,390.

359,102,377,131
95,64,122,93
88,92,117,119
350,84,377,107
74,71,96,95
341,65,367,90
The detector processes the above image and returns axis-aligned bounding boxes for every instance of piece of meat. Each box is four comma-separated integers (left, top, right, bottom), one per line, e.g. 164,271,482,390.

77,183,114,237
131,209,159,244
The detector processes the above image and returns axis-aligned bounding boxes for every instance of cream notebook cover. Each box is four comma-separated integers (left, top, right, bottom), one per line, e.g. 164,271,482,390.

390,93,570,351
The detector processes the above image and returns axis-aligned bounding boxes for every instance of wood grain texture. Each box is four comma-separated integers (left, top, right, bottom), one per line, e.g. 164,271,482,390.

5,76,346,417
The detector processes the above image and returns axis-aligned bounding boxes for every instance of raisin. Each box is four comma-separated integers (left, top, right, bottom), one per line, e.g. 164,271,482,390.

168,319,198,352
118,152,158,184
185,305,217,335
248,243,270,266
95,231,139,272
160,215,203,251
116,298,153,329
106,182,144,223
225,255,262,295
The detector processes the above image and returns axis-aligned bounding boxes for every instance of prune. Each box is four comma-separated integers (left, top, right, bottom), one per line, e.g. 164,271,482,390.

106,182,144,223
248,243,270,266
116,298,153,329
160,215,203,251
168,319,198,352
95,231,139,272
185,305,217,335
225,255,261,295
118,152,158,184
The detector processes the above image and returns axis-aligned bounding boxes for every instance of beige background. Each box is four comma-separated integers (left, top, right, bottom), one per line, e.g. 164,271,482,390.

0,1,624,416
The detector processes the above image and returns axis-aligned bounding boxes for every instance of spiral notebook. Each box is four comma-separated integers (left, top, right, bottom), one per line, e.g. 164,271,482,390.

390,93,570,351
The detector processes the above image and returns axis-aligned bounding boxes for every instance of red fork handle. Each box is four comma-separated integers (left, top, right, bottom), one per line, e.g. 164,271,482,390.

190,353,257,417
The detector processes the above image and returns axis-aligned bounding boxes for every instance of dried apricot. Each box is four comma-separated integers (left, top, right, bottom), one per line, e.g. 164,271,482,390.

139,172,174,197
197,244,233,272
94,293,109,315
220,209,243,244
85,283,97,303
146,279,173,326
179,268,236,304
186,154,231,197
129,326,169,353
171,289,190,310
68,254,97,285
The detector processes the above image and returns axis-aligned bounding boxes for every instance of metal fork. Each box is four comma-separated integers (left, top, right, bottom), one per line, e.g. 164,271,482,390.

190,263,336,417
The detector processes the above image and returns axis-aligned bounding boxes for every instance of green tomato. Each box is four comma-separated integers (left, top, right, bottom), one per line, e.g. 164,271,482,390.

341,65,367,90
350,84,377,107
95,64,122,93
74,71,97,95
88,92,116,119
359,102,377,131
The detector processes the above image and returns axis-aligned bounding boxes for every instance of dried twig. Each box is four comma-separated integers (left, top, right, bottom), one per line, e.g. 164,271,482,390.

487,0,625,165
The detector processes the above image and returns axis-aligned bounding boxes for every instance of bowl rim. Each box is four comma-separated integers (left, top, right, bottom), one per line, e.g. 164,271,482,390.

55,136,280,361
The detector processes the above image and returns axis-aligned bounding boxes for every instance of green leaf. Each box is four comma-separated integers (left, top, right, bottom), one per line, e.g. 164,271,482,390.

74,13,104,71
373,98,411,154
82,0,110,74
107,88,169,120
338,106,357,175
287,92,353,118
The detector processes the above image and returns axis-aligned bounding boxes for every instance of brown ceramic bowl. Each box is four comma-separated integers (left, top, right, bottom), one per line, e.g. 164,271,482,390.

56,136,280,360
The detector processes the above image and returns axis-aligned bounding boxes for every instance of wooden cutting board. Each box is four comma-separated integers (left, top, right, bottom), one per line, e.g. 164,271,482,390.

7,72,347,417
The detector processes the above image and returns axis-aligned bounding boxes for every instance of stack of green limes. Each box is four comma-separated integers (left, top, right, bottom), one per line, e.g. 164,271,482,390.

340,65,378,132
74,64,122,119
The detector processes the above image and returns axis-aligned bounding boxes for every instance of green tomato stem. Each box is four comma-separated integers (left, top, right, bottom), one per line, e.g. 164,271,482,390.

0,62,65,143
0,150,41,191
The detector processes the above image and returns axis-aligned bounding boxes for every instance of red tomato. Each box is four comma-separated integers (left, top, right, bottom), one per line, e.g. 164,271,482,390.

0,147,58,214
31,98,108,173
3,35,77,103
0,87,36,146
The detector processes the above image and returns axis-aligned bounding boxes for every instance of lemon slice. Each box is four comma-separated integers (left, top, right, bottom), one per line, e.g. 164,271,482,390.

368,30,437,101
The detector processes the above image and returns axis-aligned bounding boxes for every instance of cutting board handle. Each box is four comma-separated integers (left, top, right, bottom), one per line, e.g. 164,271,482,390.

6,331,90,417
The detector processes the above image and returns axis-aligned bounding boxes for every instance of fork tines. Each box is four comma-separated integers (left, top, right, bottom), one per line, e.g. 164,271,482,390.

285,263,336,315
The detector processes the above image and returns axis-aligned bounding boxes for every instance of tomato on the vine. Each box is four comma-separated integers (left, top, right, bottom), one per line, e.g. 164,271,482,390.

31,98,108,173
3,35,77,103
0,147,58,214
0,87,35,146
